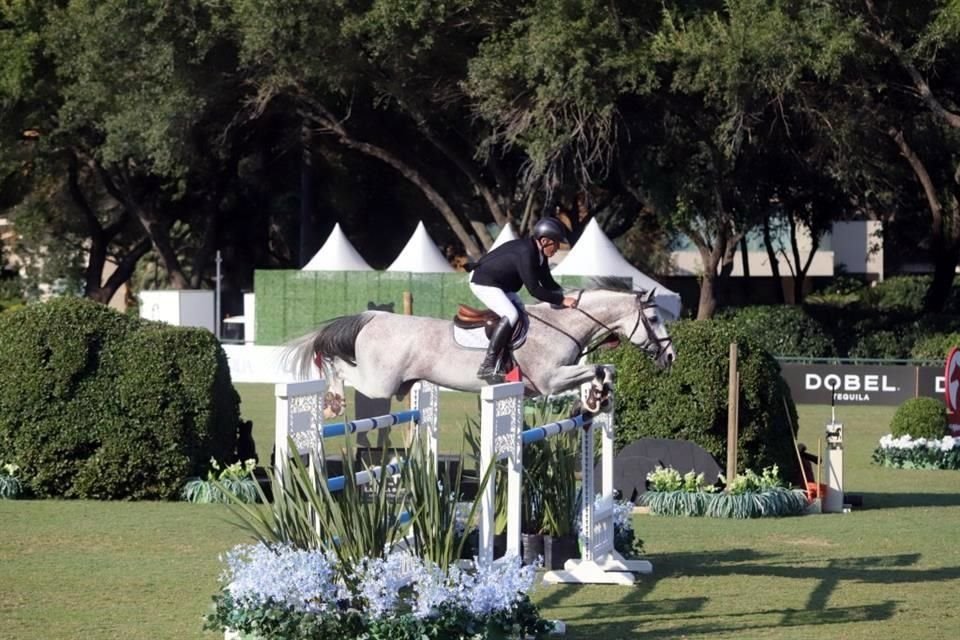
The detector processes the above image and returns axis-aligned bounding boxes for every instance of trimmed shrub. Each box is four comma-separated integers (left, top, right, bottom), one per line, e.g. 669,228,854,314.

721,305,836,358
599,320,799,479
890,398,948,440
0,297,240,499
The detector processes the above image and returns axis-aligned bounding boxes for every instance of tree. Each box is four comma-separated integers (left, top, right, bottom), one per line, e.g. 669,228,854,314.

829,0,960,311
232,0,551,259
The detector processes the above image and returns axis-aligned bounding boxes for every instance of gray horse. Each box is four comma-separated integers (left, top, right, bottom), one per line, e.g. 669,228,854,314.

286,283,675,401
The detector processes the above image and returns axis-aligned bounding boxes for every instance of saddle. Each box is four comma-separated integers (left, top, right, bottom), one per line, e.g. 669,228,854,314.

454,304,501,337
453,302,528,345
454,304,528,342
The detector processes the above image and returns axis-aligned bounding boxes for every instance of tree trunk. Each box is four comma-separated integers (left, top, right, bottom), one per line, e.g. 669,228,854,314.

694,237,725,320
86,238,153,304
303,103,484,258
300,123,316,267
924,246,960,312
762,216,786,304
697,271,719,320
888,128,960,313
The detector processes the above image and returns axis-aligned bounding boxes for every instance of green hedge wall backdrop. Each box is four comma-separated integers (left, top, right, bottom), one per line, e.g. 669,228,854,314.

599,320,800,480
0,297,240,499
253,270,602,344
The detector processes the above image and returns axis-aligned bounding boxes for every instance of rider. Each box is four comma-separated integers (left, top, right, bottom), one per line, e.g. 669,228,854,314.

467,217,579,383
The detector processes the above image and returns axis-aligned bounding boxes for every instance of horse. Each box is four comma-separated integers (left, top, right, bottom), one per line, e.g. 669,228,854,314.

285,281,676,405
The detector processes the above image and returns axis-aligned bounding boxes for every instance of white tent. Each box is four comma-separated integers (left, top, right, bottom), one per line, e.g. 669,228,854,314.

487,224,518,251
302,223,373,271
551,218,683,319
386,221,454,273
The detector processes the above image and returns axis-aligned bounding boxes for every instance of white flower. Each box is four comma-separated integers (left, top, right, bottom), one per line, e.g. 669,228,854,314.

353,551,418,618
463,555,538,617
223,543,340,614
410,561,459,619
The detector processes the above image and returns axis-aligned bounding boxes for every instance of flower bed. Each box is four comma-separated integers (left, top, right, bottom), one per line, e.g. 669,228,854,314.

206,544,549,640
872,434,960,470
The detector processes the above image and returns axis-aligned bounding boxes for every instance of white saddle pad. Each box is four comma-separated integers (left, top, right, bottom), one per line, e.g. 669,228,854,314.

452,319,529,351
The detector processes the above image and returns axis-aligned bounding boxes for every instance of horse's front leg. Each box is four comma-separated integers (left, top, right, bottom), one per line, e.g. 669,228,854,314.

538,363,597,394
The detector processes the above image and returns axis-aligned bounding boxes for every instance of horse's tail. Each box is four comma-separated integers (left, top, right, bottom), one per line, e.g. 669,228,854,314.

283,312,378,380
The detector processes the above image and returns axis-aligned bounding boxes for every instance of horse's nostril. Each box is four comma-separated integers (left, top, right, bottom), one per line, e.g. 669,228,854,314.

667,353,675,363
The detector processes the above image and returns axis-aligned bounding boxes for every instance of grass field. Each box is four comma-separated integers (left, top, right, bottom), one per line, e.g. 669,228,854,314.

3,398,960,639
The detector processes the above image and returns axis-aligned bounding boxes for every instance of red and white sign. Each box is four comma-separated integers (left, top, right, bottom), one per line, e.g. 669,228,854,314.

946,347,960,435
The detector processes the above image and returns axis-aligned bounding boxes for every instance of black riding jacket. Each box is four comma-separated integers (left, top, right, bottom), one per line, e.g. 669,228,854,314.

469,238,564,305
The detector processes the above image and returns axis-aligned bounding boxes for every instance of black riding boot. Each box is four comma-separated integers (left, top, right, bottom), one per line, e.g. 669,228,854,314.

477,317,513,384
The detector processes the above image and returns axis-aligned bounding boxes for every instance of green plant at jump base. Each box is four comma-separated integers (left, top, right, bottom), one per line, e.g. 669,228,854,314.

182,458,259,504
0,461,23,499
643,465,807,518
641,466,717,517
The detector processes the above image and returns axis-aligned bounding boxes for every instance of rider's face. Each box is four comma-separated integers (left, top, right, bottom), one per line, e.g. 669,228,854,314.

539,238,558,257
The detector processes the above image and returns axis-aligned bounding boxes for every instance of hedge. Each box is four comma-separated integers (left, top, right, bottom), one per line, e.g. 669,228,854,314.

0,297,241,500
598,320,799,480
720,305,836,358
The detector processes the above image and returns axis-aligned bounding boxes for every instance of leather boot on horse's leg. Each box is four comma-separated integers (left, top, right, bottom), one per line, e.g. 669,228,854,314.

477,317,512,384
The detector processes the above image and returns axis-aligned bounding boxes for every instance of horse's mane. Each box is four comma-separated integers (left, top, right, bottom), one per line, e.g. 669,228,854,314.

584,276,636,293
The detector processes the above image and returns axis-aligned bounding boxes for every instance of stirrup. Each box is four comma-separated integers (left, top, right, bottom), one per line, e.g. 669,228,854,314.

479,369,505,384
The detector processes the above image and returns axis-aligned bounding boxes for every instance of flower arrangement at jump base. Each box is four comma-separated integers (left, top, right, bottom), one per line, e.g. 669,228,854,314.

205,438,554,639
207,544,546,640
641,465,808,518
0,461,23,499
872,435,960,470
183,458,260,504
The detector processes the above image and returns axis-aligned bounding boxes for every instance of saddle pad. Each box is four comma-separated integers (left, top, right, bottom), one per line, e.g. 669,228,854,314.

452,316,529,351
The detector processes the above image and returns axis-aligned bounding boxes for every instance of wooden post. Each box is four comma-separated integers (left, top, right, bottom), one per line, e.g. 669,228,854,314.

402,291,413,315
726,343,739,486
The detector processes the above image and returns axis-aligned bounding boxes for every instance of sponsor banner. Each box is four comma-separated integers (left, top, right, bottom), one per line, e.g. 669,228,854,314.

781,363,944,406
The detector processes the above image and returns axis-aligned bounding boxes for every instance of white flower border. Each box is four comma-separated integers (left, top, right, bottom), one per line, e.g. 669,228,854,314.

877,434,960,452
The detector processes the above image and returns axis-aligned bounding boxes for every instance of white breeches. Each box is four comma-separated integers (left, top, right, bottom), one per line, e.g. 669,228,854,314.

468,279,521,326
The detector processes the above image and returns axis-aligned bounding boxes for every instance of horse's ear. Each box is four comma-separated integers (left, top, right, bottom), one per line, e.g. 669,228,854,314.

644,288,657,303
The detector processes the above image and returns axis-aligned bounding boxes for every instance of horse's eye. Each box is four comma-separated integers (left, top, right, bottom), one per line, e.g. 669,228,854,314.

650,316,659,323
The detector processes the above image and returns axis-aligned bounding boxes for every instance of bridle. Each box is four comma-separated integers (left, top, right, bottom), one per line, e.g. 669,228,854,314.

528,290,673,362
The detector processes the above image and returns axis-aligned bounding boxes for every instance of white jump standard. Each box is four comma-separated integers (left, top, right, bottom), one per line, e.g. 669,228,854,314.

478,372,653,585
273,379,439,489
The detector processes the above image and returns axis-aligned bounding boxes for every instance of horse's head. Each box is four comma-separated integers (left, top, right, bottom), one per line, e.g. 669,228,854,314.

633,289,675,369
577,285,675,369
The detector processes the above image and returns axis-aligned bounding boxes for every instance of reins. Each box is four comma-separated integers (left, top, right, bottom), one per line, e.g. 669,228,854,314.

526,289,671,361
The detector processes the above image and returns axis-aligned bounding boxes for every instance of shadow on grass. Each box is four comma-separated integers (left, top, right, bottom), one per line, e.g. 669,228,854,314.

855,491,960,509
550,547,959,638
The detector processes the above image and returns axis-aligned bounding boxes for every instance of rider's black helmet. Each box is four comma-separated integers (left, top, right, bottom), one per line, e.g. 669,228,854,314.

532,217,568,244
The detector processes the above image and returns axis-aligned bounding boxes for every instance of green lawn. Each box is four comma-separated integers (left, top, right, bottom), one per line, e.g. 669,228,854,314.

3,400,959,639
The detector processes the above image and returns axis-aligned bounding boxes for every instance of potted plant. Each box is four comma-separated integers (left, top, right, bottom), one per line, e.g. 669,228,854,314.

538,430,580,569
520,442,546,566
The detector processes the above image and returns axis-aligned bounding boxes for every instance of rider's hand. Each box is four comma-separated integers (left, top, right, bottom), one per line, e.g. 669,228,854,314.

562,296,578,309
